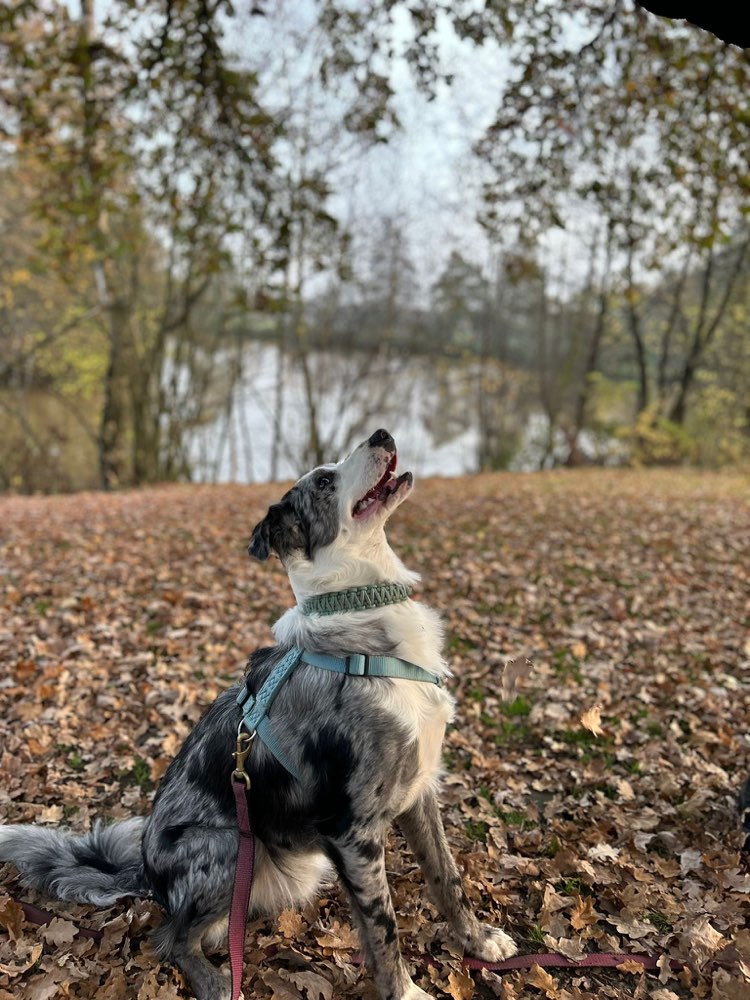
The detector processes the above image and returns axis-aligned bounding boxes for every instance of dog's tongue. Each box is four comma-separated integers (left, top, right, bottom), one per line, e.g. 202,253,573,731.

352,478,390,519
353,470,410,520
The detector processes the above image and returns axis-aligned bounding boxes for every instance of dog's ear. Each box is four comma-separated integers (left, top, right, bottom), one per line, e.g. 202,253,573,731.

248,501,307,562
248,513,272,561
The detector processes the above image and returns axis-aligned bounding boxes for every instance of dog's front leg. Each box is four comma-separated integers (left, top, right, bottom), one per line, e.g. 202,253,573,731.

398,789,517,963
327,830,433,1000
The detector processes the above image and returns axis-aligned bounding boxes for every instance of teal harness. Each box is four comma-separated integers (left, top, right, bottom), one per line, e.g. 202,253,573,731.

235,583,442,781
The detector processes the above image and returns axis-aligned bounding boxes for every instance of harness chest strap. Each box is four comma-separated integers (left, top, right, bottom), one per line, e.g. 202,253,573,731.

302,650,443,685
235,646,443,781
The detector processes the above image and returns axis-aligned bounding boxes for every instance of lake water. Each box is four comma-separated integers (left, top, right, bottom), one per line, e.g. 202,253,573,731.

188,343,619,482
189,343,483,482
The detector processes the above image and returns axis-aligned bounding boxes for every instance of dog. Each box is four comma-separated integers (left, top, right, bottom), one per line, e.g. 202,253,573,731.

0,429,516,1000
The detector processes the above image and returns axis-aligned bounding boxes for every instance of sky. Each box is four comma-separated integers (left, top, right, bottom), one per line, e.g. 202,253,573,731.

74,0,585,298
350,8,511,283
227,1,513,298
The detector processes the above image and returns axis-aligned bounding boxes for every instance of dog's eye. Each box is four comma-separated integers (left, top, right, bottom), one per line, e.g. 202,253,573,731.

316,475,332,489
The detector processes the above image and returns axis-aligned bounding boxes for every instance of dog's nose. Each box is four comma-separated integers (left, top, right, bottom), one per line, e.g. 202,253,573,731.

368,428,395,451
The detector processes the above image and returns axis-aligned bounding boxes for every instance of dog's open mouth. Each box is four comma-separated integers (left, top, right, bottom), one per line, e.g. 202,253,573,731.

353,453,412,520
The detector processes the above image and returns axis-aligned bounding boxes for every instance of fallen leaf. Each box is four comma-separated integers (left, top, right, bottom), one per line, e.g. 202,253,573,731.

543,934,585,961
526,963,560,997
282,970,333,1000
261,970,304,1000
37,805,64,824
39,916,78,947
0,942,43,977
0,471,747,1000
587,843,620,862
612,914,655,939
681,916,725,969
579,705,603,736
656,952,673,983
724,870,750,892
501,657,534,702
616,778,635,801
570,895,600,930
680,849,703,875
0,896,25,941
447,966,475,999
617,958,646,974
22,971,61,1000
314,920,359,951
277,909,305,939
710,968,750,1000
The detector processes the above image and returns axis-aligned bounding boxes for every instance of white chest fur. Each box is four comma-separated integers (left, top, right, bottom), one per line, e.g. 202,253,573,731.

395,680,454,809
274,582,454,797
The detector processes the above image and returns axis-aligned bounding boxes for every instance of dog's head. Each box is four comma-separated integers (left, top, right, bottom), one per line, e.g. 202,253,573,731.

248,429,413,566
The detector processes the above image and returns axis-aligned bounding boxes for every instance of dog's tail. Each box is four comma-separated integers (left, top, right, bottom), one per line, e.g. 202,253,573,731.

741,776,750,858
0,817,148,906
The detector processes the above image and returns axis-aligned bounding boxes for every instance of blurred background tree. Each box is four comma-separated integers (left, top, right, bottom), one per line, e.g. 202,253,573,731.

0,0,747,490
476,0,749,464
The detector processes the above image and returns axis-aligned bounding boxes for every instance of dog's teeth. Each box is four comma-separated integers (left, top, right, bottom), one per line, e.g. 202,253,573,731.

354,495,378,515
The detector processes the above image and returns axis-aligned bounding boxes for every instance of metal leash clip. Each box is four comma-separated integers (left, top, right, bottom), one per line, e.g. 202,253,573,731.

231,728,255,789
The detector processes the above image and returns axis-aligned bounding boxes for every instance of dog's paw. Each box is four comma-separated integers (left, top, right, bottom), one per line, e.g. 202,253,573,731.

399,984,435,1000
465,925,517,963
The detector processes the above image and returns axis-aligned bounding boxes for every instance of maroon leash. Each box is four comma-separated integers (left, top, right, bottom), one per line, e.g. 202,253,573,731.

316,948,681,974
229,730,256,1000
463,952,678,972
8,897,683,977
9,898,103,941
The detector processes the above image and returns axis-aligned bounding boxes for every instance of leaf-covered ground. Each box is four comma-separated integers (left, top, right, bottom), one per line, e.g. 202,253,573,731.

1,470,749,1000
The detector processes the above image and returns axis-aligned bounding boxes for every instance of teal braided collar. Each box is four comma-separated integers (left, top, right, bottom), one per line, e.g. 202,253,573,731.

299,582,413,617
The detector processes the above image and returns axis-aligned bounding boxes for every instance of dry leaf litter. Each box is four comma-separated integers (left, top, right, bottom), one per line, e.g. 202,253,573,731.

0,470,748,999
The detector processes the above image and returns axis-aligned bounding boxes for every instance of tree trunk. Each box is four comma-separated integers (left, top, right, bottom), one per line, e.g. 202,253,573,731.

98,302,132,488
270,342,286,481
625,240,648,414
298,338,323,467
79,0,133,489
668,355,696,425
131,367,160,484
566,227,612,466
476,313,490,471
668,236,748,425
567,292,608,466
656,248,692,403
535,275,560,469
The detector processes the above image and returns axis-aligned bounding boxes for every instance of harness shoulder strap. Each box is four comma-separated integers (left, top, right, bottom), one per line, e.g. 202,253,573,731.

236,647,304,781
255,717,302,780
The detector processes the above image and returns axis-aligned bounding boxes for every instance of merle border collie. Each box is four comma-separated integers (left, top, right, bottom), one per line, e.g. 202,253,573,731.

0,430,516,1000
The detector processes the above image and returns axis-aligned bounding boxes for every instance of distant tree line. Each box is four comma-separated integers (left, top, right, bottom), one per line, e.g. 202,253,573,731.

0,0,747,490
